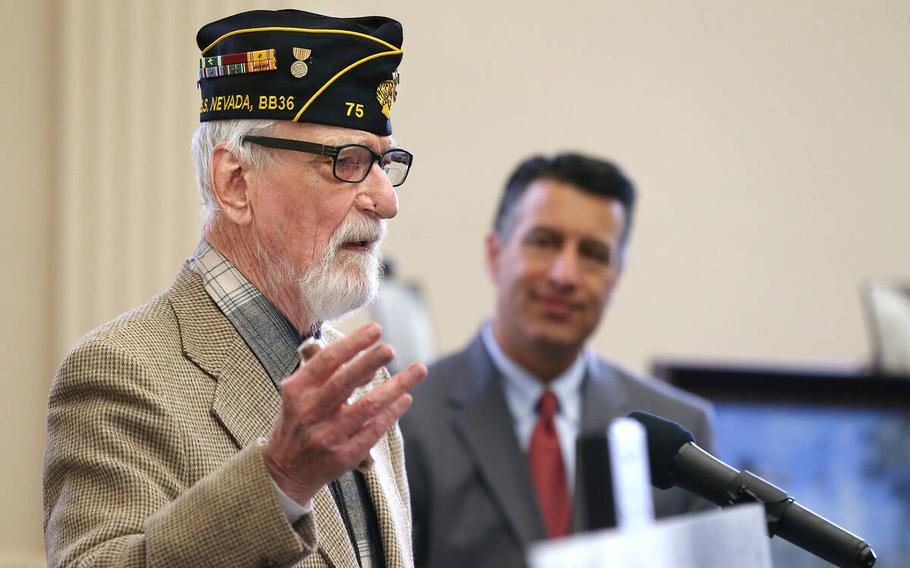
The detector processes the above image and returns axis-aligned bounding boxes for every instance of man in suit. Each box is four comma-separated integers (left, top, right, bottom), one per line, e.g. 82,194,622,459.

400,153,715,568
43,9,425,567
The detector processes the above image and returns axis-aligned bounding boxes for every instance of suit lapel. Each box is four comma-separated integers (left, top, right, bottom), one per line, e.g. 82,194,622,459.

324,326,410,565
579,358,631,433
363,443,410,568
168,266,280,449
314,489,361,568
211,348,281,448
168,266,387,567
573,358,632,531
449,336,547,547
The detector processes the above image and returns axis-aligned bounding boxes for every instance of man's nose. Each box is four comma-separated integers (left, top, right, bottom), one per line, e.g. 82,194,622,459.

548,246,581,288
354,162,399,219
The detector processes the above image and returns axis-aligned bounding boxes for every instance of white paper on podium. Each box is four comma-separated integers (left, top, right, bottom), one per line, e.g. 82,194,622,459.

529,504,772,568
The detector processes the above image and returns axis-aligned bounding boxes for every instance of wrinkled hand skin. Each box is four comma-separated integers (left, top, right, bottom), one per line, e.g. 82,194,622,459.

262,323,427,504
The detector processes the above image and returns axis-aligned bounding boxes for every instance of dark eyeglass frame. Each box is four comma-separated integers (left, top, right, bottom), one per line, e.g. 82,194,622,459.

241,135,413,187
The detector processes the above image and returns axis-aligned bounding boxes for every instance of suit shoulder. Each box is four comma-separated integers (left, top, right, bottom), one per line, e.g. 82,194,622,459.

402,348,474,433
427,346,473,375
53,292,185,396
66,293,179,361
411,348,471,398
596,357,713,415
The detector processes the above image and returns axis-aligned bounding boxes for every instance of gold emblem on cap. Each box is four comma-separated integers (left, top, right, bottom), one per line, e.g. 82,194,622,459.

376,71,400,118
290,47,312,79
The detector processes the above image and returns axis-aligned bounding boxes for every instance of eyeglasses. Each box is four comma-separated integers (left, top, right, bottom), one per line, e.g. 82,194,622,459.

242,135,413,187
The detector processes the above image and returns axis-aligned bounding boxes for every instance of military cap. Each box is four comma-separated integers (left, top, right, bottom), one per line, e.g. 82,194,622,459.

197,9,403,135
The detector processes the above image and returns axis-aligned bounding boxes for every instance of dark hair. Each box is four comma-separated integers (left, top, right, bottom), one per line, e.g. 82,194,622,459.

493,153,637,243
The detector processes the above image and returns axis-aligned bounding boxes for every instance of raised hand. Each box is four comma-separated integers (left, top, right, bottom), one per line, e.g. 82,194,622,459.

262,323,427,505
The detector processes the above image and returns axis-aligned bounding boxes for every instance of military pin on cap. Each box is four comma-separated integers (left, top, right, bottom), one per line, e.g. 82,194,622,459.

376,70,400,118
290,47,311,78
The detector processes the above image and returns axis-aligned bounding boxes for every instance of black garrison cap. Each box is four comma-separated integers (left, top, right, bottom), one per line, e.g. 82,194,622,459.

196,9,403,135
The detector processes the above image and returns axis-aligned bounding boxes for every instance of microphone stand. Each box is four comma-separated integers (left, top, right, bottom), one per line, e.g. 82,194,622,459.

721,471,876,568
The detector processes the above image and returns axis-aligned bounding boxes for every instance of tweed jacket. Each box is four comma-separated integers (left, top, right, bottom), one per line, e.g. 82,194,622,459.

43,265,413,568
400,333,715,568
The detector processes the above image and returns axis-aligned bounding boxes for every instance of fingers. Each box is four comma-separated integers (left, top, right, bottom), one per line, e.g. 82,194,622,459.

295,323,383,388
302,362,426,455
281,323,387,411
264,328,427,504
337,363,427,436
307,342,397,421
344,394,413,457
329,363,427,465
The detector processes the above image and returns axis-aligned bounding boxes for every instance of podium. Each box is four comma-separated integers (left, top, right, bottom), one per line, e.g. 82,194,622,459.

529,504,772,568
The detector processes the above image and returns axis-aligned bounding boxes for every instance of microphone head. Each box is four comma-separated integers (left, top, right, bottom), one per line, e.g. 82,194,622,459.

627,411,695,489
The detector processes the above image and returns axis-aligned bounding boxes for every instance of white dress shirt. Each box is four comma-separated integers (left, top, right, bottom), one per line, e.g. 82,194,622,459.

481,322,589,494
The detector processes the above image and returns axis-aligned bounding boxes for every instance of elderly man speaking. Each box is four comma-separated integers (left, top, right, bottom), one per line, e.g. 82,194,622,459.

43,9,425,568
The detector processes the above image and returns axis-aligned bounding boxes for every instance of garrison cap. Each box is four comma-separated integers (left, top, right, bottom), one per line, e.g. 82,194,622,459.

197,9,403,135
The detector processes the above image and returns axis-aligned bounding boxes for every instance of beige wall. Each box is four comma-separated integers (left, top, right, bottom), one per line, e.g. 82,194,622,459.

2,0,908,564
1,1,54,565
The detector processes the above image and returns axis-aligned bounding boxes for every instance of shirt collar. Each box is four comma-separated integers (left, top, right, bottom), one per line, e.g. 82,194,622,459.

190,239,303,387
481,321,586,423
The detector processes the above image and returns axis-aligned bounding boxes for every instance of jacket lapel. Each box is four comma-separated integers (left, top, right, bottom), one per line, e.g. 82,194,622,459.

313,489,361,568
578,358,631,434
363,443,411,568
167,265,280,449
322,326,410,565
167,266,384,567
449,336,547,547
211,348,281,448
573,358,632,531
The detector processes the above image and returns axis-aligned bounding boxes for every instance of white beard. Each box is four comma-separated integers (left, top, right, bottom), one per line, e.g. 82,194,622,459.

255,215,386,325
298,215,386,322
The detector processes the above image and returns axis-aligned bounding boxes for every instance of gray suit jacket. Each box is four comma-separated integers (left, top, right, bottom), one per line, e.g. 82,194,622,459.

44,266,413,567
400,333,714,568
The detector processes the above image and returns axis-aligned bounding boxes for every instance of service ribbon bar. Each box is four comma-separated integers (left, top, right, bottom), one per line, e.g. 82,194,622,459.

199,49,277,79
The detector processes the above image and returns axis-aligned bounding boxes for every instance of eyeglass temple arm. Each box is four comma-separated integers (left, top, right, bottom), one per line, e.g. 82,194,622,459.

242,136,338,158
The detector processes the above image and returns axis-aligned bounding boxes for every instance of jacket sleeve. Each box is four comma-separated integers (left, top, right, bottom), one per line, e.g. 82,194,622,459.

43,339,317,567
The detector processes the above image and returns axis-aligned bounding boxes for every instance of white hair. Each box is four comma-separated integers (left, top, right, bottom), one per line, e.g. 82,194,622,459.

253,215,388,323
298,215,387,322
191,119,278,229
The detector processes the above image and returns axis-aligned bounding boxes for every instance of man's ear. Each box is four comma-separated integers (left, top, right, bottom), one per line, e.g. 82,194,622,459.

485,231,503,285
210,142,253,225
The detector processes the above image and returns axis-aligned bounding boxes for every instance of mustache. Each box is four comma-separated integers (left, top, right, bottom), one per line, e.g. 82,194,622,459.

328,216,386,253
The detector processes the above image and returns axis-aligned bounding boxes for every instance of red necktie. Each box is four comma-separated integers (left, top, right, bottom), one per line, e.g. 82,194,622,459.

528,390,572,538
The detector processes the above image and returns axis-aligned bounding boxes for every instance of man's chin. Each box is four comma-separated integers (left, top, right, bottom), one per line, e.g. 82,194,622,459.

298,262,380,322
523,321,590,352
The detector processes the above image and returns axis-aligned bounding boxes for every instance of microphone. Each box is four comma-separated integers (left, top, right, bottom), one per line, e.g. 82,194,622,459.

628,411,877,568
